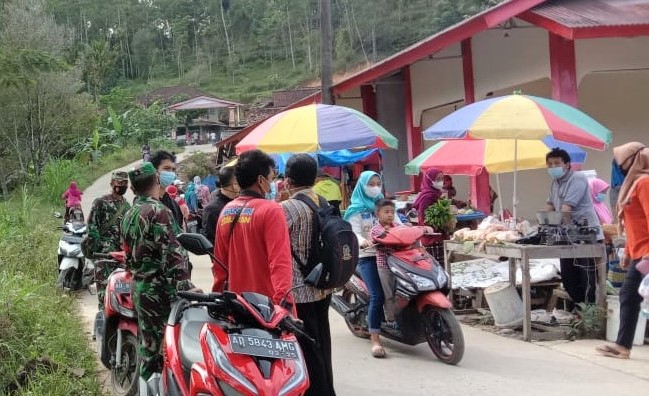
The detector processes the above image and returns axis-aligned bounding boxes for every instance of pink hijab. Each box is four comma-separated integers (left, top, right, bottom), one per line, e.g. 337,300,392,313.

589,178,612,225
63,182,82,207
412,168,443,224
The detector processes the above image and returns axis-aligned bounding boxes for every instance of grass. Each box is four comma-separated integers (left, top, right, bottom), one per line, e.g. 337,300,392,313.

0,146,163,395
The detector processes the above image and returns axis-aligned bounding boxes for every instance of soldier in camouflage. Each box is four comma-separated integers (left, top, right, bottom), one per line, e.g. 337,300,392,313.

85,171,131,310
120,162,196,382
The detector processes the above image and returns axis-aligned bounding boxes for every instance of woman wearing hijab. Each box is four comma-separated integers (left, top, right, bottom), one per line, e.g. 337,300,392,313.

344,171,392,358
588,178,613,225
62,181,83,223
412,168,445,225
596,142,649,359
194,175,211,208
184,182,199,213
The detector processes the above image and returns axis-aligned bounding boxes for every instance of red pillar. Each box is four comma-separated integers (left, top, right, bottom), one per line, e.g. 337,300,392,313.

549,32,578,106
360,84,377,120
462,38,490,213
403,65,422,192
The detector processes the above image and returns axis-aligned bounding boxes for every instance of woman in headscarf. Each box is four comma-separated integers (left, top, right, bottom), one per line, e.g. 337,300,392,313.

61,181,83,223
596,142,649,359
194,175,211,208
412,168,444,225
588,178,613,225
344,171,393,358
184,182,198,213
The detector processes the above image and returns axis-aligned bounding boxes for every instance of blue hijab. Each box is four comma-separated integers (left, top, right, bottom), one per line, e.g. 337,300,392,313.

343,171,384,221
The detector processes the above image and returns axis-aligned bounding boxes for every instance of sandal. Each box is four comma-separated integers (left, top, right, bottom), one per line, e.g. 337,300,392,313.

596,344,630,359
371,345,386,358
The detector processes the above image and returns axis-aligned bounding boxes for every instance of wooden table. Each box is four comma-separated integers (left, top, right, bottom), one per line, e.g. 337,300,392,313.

444,241,607,341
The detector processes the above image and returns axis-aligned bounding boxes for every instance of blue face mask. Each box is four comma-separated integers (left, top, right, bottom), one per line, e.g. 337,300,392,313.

159,171,177,187
548,166,565,179
595,193,606,203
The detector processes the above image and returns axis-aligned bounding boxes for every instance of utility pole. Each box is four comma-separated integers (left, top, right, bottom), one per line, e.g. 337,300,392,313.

320,0,333,104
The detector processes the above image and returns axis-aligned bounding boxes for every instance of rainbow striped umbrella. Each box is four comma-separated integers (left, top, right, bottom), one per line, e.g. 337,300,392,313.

423,95,612,149
405,137,586,175
236,104,398,154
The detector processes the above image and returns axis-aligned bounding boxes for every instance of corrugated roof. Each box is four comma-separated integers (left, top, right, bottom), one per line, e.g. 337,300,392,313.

531,0,649,28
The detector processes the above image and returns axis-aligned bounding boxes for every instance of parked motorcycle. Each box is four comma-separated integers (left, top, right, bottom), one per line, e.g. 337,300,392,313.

330,226,465,365
93,251,139,396
140,233,315,396
56,220,94,291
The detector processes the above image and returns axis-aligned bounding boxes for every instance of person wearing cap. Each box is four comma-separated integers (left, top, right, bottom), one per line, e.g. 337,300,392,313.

313,170,342,217
120,162,197,385
83,171,131,311
202,166,240,244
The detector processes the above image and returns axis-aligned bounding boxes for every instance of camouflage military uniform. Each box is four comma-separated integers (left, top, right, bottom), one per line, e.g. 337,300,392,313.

121,194,193,380
86,192,130,310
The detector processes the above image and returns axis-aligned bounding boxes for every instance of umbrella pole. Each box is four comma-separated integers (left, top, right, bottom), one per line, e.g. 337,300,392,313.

513,139,518,226
496,173,504,221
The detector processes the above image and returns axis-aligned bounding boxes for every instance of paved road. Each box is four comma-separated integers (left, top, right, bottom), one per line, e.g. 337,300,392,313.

77,144,649,395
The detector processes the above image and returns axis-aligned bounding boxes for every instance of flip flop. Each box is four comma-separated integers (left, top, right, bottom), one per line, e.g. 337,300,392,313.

596,344,630,359
371,345,386,358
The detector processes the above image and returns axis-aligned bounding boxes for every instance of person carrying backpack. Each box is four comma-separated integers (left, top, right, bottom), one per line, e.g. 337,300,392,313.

281,154,339,396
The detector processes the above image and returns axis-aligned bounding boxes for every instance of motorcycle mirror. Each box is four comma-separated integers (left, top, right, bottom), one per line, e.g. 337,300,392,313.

304,263,323,286
177,233,214,256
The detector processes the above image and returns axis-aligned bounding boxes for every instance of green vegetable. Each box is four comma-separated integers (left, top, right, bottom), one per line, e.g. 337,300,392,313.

424,198,456,234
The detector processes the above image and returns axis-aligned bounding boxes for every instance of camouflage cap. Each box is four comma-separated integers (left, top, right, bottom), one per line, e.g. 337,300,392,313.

111,171,129,181
128,162,156,182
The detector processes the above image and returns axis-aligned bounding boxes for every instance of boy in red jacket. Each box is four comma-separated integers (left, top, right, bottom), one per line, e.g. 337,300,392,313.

212,150,293,306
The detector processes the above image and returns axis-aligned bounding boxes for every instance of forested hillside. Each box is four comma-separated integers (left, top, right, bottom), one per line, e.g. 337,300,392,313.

45,0,500,101
0,0,499,197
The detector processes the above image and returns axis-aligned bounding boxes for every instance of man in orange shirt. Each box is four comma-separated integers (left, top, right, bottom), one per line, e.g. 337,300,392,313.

212,150,293,305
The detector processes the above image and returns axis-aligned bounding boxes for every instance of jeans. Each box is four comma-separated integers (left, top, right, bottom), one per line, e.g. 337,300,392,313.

617,259,645,349
560,257,597,305
357,257,384,333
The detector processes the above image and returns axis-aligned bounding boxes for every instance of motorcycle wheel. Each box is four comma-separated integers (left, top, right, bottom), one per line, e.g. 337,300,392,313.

110,332,139,396
423,307,464,365
57,268,76,290
341,289,370,339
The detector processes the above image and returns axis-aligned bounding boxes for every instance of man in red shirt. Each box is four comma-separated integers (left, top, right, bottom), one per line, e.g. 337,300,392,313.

212,150,293,305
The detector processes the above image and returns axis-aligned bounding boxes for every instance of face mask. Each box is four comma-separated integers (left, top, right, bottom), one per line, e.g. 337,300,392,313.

432,181,444,190
548,167,565,179
595,193,606,203
113,185,128,196
364,185,382,198
159,171,177,187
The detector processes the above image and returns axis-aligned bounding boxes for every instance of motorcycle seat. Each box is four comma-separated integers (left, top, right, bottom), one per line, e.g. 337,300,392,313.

62,235,84,244
179,307,220,370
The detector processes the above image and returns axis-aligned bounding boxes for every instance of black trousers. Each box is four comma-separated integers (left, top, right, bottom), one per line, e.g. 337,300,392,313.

617,259,644,349
296,294,336,396
560,257,597,305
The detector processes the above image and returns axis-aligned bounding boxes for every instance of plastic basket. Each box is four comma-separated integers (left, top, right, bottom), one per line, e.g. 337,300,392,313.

607,259,626,289
426,241,445,265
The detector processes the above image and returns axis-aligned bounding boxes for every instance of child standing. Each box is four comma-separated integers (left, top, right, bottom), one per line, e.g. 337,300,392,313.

370,199,399,327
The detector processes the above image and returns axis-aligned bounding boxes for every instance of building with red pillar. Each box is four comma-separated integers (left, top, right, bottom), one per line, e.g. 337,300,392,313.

219,0,649,218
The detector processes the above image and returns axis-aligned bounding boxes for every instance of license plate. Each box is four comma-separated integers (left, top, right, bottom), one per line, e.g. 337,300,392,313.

228,334,299,360
114,282,131,293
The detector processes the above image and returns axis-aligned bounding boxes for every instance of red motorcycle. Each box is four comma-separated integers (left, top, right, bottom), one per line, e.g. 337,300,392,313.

139,233,313,396
93,251,139,396
331,226,465,365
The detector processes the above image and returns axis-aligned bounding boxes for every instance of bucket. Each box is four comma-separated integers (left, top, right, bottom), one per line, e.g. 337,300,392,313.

606,295,647,346
484,282,524,327
607,259,626,289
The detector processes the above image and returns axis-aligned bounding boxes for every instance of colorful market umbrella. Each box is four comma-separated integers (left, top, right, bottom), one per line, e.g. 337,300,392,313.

423,94,612,150
236,104,398,154
404,136,586,176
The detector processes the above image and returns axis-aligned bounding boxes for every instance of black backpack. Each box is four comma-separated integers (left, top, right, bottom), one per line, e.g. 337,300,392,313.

292,193,358,289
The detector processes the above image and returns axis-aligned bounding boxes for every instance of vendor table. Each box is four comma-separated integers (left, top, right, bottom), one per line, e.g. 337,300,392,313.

444,241,607,341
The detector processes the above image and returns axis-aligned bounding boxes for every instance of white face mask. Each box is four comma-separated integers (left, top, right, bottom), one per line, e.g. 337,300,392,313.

432,181,444,190
364,185,382,198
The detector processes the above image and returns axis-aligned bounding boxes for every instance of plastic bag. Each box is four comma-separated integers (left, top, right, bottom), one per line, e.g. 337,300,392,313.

639,274,649,315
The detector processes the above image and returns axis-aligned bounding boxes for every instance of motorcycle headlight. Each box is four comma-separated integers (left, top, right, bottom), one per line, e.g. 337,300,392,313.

278,343,307,396
110,292,136,318
407,273,436,291
206,331,258,395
